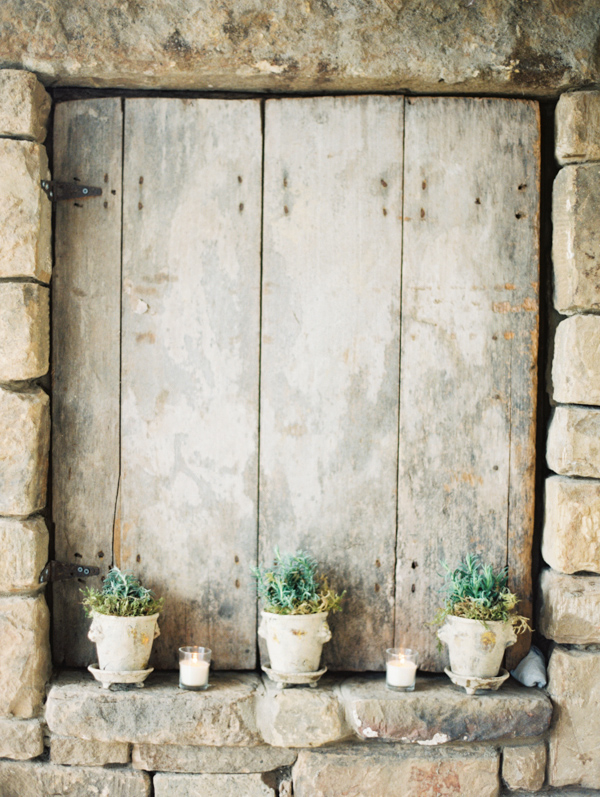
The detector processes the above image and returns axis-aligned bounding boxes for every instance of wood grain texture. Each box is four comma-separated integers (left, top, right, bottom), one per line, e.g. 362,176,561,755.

119,98,262,669
260,96,404,670
395,97,539,670
52,98,123,666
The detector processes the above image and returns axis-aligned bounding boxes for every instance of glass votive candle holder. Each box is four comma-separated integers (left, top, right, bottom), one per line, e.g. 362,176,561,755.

179,646,211,690
386,648,418,692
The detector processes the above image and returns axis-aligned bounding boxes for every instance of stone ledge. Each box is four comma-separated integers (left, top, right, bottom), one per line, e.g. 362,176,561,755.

341,675,552,744
46,672,262,746
46,670,552,751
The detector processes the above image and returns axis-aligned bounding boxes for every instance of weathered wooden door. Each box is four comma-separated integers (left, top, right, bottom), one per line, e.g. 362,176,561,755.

53,95,539,671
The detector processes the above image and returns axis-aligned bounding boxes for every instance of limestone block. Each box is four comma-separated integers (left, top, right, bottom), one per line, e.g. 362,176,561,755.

51,736,130,766
46,671,261,746
0,2,599,96
341,675,551,743
0,70,50,142
0,760,150,797
552,315,600,405
0,139,51,282
542,475,600,574
292,744,500,797
556,91,600,165
553,165,600,313
133,743,296,773
256,677,350,748
154,773,276,797
547,406,600,478
0,387,50,516
548,646,600,788
539,568,600,644
0,516,48,593
0,718,43,760
0,595,50,718
502,743,546,792
0,283,49,381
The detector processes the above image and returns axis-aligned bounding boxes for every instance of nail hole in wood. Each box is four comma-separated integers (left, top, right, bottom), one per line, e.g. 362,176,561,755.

381,179,388,188
139,176,144,185
104,174,109,183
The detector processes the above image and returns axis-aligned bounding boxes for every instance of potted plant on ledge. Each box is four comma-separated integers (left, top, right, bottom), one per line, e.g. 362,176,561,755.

435,554,530,694
82,567,164,688
253,549,344,688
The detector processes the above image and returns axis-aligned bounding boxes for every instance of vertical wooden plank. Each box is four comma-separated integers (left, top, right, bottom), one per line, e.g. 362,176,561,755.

260,96,404,671
52,98,123,666
120,98,262,669
396,97,540,670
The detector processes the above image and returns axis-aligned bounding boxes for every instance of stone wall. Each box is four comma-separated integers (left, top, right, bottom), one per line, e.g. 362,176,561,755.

0,69,51,759
540,89,600,791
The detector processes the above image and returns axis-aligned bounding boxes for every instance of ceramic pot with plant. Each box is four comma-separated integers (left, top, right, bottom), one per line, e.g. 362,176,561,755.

82,567,164,677
253,549,344,679
436,554,530,679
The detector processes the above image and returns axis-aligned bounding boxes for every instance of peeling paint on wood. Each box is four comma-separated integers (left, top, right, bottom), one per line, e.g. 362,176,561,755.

52,98,123,666
260,96,404,670
396,98,539,670
119,99,262,669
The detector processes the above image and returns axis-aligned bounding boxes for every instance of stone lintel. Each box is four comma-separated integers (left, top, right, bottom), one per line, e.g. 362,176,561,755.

341,675,552,744
0,3,599,96
0,70,50,142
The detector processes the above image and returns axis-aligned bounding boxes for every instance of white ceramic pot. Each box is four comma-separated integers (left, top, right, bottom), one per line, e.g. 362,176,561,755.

88,612,160,672
258,610,332,673
437,615,517,678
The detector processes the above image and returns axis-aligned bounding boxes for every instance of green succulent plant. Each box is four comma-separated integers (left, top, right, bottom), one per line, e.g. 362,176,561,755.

252,549,345,615
81,567,164,618
434,554,530,634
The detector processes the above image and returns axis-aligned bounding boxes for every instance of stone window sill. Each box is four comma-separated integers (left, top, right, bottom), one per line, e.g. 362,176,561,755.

45,671,552,751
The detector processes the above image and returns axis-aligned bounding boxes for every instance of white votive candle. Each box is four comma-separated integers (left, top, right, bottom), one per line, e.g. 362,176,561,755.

385,648,418,692
179,647,211,690
386,658,417,688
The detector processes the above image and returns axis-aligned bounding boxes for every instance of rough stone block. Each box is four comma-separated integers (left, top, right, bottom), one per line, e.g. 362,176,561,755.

46,671,261,746
556,91,600,165
548,646,600,788
552,165,600,313
0,516,48,593
293,744,500,797
0,283,49,381
502,743,546,792
0,70,50,142
0,595,50,718
133,743,296,773
256,677,350,748
0,718,43,760
0,139,51,282
547,406,600,478
0,387,50,516
51,736,130,766
154,773,276,797
542,475,600,574
341,675,552,744
539,568,600,644
0,760,150,797
552,315,600,405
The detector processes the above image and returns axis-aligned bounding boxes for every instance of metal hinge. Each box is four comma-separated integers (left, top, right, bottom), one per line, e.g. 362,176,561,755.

41,180,103,202
39,560,100,584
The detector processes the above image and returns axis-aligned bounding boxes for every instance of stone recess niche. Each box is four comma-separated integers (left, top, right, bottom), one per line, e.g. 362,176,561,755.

5,9,600,788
